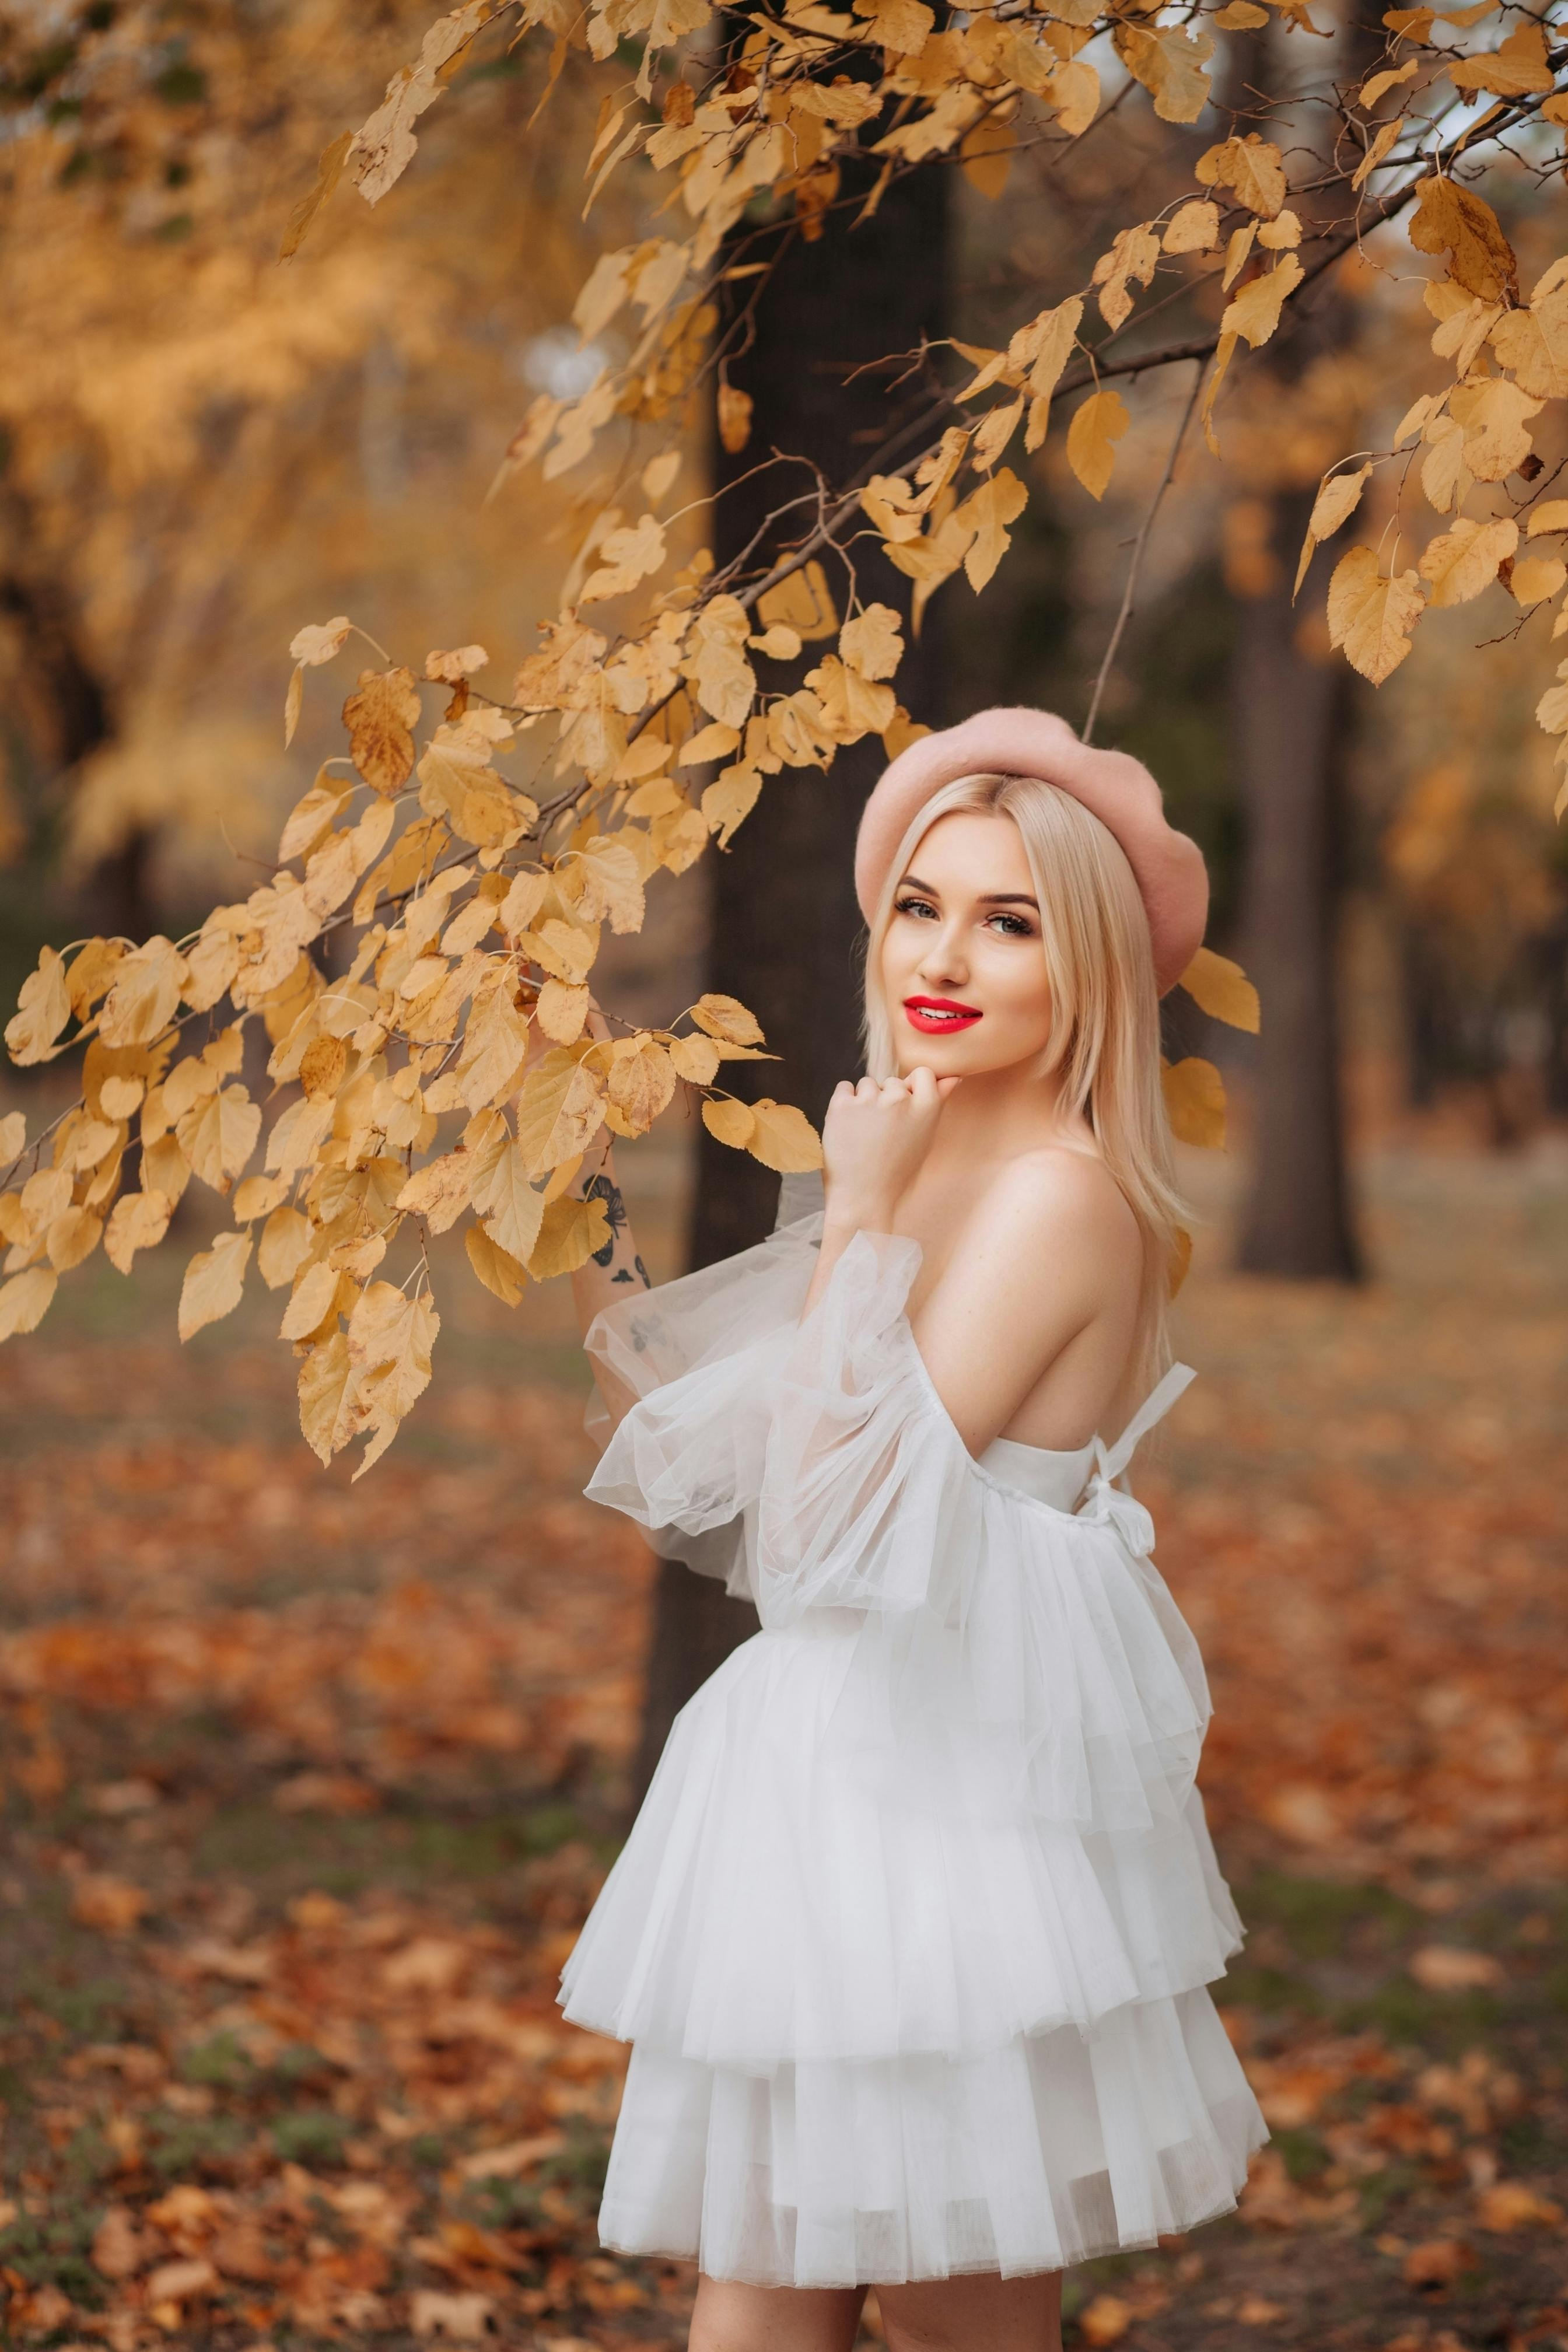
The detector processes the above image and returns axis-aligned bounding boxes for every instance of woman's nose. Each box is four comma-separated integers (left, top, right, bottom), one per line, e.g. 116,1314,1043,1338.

917,921,969,985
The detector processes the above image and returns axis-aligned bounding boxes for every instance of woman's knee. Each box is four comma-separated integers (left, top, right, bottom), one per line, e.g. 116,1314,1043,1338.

689,2275,866,2352
878,2269,1062,2352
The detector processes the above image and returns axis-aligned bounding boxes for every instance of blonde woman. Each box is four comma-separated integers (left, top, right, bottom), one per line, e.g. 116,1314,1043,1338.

555,708,1269,2352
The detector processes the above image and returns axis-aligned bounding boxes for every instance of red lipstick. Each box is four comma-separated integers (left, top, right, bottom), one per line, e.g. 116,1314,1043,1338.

904,995,982,1035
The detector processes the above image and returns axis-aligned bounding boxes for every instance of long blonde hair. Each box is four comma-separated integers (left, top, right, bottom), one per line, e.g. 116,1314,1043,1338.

860,770,1191,1399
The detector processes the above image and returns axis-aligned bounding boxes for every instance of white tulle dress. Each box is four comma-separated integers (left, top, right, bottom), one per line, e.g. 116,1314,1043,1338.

557,1173,1268,2289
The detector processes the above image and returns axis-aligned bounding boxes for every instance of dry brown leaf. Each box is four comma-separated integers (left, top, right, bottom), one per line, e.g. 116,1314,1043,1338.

1408,176,1518,305
72,1873,150,1933
343,666,422,797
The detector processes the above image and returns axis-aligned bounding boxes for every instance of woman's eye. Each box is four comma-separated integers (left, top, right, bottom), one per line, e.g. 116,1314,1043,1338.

894,896,937,920
988,913,1033,938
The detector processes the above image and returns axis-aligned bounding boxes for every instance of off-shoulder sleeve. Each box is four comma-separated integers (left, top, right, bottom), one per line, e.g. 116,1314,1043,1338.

580,1182,824,1590
751,1229,972,1626
585,1213,976,1623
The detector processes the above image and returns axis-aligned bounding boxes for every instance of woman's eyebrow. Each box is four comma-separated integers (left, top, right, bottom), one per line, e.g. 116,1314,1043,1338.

898,874,1040,909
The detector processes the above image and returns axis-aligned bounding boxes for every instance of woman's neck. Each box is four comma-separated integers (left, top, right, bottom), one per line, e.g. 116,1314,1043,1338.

905,1054,1097,1177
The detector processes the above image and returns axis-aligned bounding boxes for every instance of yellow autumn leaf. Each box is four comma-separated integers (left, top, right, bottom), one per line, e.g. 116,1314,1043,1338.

1447,18,1552,94
1177,947,1260,1032
691,992,765,1045
66,939,126,1021
1161,1056,1227,1149
1112,20,1213,123
1490,282,1568,400
537,980,590,1043
1326,546,1425,684
1418,514,1518,607
527,1194,611,1280
1294,463,1373,598
396,1149,477,1234
99,937,189,1050
516,1051,606,1174
178,1230,253,1343
257,1205,312,1290
47,1208,103,1273
1408,175,1518,306
668,1031,722,1084
5,947,72,1066
1220,253,1303,349
177,1085,263,1195
702,1096,757,1148
746,1100,824,1174
474,1140,548,1264
1195,132,1286,220
1163,200,1219,254
298,1329,361,1466
289,615,353,667
702,765,764,848
342,665,422,797
0,1264,57,1342
281,1259,341,1343
466,1222,527,1305
1511,555,1566,607
960,467,1028,589
756,561,839,643
717,384,753,454
349,1284,440,1425
607,1041,677,1135
1066,391,1129,502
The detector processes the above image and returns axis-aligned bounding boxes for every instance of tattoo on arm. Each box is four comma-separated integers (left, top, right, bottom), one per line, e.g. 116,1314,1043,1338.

583,1174,650,1289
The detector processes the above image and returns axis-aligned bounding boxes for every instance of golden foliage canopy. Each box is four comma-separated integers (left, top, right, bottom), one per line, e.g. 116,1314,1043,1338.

5,0,1563,1461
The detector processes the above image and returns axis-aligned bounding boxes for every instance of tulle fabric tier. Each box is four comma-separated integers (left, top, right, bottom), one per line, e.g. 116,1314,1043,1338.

598,2000,1269,2288
564,1180,1269,2284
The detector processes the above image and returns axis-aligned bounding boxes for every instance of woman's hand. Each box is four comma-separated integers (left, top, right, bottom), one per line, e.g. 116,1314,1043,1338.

820,1068,960,1236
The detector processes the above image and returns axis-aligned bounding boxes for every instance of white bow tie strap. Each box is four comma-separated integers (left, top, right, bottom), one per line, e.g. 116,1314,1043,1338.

1077,1360,1197,1556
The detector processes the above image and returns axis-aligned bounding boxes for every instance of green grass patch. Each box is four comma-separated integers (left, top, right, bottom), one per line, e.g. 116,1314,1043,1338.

271,2109,350,2167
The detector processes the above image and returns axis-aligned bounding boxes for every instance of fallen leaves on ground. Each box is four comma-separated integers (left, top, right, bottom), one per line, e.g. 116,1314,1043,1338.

1,1144,1566,2347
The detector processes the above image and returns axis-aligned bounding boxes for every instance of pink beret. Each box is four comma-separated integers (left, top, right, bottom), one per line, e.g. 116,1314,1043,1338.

854,706,1208,997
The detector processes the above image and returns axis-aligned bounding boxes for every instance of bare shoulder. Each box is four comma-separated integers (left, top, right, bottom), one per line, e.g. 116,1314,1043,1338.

985,1144,1140,1255
940,1143,1142,1312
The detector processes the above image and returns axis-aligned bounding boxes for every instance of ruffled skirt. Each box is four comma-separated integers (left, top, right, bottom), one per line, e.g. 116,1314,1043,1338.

559,1620,1269,2286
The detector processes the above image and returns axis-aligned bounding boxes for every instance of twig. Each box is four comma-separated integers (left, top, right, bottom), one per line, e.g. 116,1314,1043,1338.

1083,360,1206,746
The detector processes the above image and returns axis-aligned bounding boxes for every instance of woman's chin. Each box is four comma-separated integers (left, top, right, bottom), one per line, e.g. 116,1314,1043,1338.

895,1028,1046,1082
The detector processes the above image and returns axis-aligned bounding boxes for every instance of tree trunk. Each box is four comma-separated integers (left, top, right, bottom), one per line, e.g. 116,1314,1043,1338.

1231,488,1363,1281
630,159,953,1801
1227,5,1379,1285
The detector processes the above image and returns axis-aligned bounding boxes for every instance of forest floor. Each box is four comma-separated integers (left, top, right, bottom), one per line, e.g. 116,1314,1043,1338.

1,1128,1566,2352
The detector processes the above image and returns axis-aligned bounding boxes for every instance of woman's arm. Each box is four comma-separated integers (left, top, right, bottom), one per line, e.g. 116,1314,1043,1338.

803,1069,957,1315
801,1070,1139,1458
